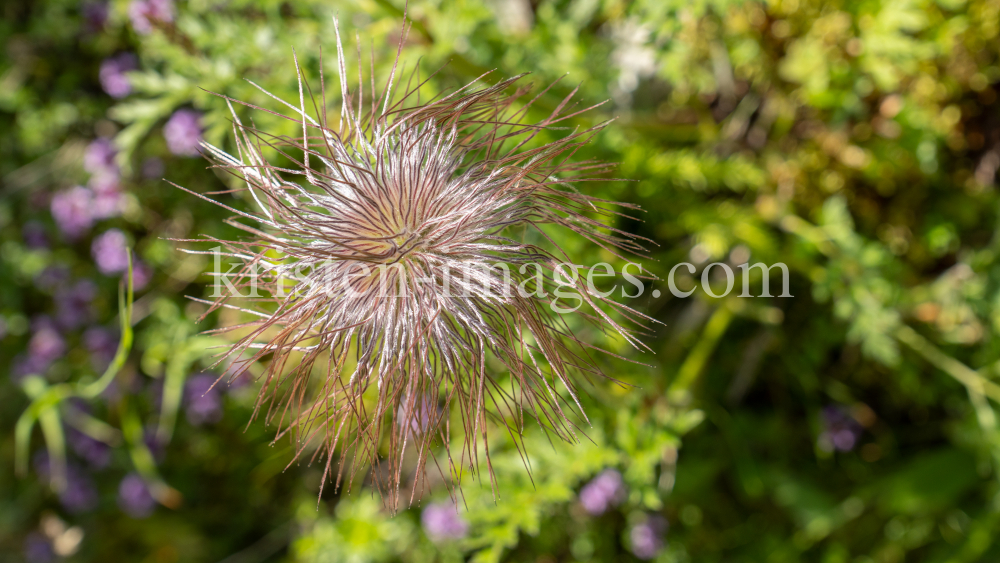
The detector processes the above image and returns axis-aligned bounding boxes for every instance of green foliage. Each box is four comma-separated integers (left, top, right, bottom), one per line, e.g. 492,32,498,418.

6,0,1000,561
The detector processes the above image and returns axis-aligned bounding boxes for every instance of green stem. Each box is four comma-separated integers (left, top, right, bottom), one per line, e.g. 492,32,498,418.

79,253,133,399
895,324,1000,403
14,253,134,482
669,305,734,395
122,402,183,509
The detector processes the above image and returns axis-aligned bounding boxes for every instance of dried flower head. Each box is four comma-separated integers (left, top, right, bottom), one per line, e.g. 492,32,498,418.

175,17,652,507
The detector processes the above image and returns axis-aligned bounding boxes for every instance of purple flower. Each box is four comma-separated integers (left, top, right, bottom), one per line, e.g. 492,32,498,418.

818,405,863,453
84,326,118,372
89,175,123,219
23,221,48,249
184,372,223,425
128,0,173,34
421,502,469,542
92,229,129,274
67,427,111,468
55,279,97,329
30,324,65,363
629,515,668,560
579,469,625,515
163,109,203,156
98,54,137,98
50,186,94,238
15,318,66,375
24,532,53,563
118,473,156,518
84,138,118,177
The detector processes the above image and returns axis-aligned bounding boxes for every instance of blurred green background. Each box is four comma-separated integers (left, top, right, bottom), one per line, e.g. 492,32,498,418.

4,0,1000,561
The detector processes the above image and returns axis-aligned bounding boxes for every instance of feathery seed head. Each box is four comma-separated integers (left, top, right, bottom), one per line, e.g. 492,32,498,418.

178,17,653,508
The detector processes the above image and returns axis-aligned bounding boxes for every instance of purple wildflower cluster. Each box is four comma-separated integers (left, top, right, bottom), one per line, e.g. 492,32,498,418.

32,422,163,519
50,139,124,239
50,186,96,239
14,193,145,378
163,109,203,156
629,515,668,560
25,383,166,520
579,469,625,515
98,53,137,98
10,278,123,381
12,0,215,541
91,229,129,274
421,502,469,542
817,404,864,453
83,137,116,176
128,0,173,34
50,137,154,285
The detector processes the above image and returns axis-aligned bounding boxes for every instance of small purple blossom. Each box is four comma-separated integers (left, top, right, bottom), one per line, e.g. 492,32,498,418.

92,229,129,274
118,473,156,518
421,502,469,542
128,0,173,34
163,109,203,156
89,175,123,219
50,186,94,238
55,280,97,330
98,54,137,98
23,221,48,249
14,318,66,376
630,515,668,560
579,469,625,515
30,322,65,363
184,372,223,425
818,405,863,453
84,138,119,177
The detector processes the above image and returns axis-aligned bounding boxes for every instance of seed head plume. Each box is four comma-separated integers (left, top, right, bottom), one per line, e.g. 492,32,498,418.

175,16,653,509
